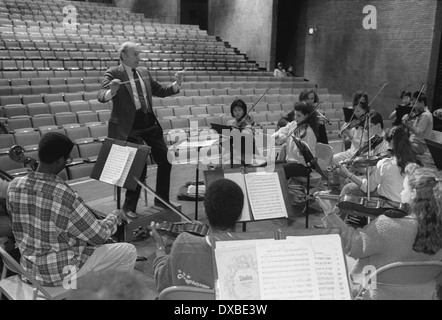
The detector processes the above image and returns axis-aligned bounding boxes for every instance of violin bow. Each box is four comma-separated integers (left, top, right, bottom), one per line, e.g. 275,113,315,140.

233,88,270,129
288,99,329,138
408,83,427,120
134,177,194,223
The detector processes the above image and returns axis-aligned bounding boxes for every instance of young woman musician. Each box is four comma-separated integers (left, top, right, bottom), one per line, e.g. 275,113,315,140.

341,91,369,151
299,89,329,145
316,164,442,299
389,91,413,126
336,125,422,203
402,93,433,155
273,101,319,179
226,99,255,134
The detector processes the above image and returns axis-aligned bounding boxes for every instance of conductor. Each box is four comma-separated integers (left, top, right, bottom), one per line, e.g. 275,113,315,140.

98,41,185,218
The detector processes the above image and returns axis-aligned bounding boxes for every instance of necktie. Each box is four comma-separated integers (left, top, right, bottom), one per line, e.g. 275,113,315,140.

132,68,149,114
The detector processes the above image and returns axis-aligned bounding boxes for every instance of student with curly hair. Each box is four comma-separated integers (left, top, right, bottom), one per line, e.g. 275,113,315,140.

316,164,442,299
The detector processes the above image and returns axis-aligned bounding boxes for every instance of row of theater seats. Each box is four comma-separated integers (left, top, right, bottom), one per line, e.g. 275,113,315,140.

0,83,320,105
0,39,229,53
0,59,256,73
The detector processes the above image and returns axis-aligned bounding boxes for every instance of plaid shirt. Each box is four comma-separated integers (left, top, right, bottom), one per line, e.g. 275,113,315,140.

7,172,119,287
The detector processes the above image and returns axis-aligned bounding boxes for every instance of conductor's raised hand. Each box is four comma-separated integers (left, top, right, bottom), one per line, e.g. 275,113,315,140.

109,79,122,96
174,69,187,86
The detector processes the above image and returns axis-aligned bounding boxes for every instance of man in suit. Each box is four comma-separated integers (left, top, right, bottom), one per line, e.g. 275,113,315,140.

98,41,184,218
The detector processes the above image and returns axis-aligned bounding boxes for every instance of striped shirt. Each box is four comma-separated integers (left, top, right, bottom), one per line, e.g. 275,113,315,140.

6,172,119,287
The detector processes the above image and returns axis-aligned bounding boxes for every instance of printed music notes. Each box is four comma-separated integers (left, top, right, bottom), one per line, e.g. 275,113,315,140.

214,234,351,300
223,171,288,222
99,144,137,187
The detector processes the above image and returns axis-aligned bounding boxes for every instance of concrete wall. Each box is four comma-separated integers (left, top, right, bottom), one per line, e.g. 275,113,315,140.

302,0,441,118
114,0,180,24
208,0,277,70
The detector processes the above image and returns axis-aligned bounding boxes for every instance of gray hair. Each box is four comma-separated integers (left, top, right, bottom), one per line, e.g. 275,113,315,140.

119,42,138,60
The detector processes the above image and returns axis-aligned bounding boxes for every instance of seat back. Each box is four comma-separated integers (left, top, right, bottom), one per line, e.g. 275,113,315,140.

315,143,334,173
158,286,216,300
356,261,442,300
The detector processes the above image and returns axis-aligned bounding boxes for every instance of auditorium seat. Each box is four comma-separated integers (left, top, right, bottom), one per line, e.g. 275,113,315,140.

49,102,70,114
43,93,64,104
156,108,175,119
31,85,51,95
50,84,68,94
96,110,111,123
76,138,103,162
39,125,65,136
22,94,44,105
173,107,192,118
54,112,78,127
7,116,33,132
77,111,99,125
88,123,108,141
65,126,91,142
27,103,50,117
170,118,189,130
3,104,28,118
31,114,56,128
13,130,41,150
69,101,90,114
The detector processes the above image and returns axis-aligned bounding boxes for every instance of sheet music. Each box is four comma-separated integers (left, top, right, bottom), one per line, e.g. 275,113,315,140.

244,172,288,221
215,244,261,300
256,240,320,300
99,144,137,187
286,235,351,300
215,238,274,249
224,172,252,222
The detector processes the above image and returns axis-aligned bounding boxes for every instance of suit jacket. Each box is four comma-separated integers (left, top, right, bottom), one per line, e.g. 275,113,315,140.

98,65,177,141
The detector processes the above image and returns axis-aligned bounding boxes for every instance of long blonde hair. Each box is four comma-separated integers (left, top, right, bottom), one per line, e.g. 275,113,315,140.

405,164,442,255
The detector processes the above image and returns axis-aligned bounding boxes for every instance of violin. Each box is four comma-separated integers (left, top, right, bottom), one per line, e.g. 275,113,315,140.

326,135,385,172
133,178,210,241
314,192,409,219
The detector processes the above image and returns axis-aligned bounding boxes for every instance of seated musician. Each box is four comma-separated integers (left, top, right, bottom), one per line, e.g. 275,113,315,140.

334,93,370,164
316,164,442,299
152,179,244,293
299,89,329,145
340,91,369,151
226,99,255,133
6,132,137,287
272,101,319,179
335,126,422,203
389,91,412,126
402,93,433,155
333,110,389,166
222,99,257,166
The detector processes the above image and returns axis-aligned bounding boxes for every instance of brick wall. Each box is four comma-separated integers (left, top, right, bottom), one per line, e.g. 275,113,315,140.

302,0,441,118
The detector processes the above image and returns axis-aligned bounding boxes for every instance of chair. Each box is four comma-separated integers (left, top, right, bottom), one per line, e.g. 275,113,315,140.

0,247,72,300
355,261,442,300
158,286,215,300
288,143,333,228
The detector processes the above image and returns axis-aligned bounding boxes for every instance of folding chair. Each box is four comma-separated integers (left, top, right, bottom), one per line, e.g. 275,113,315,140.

0,247,72,300
355,261,442,300
158,286,215,300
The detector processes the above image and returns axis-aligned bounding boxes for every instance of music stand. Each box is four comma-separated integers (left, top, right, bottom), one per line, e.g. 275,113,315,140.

394,105,413,126
343,107,355,123
174,139,219,220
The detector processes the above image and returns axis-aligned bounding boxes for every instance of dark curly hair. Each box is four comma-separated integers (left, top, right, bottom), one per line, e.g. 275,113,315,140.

299,89,319,104
294,101,319,139
405,164,442,255
352,90,369,111
38,132,74,164
204,179,244,230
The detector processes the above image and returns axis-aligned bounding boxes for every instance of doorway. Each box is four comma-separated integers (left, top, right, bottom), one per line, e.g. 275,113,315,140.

275,0,306,77
181,0,208,31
